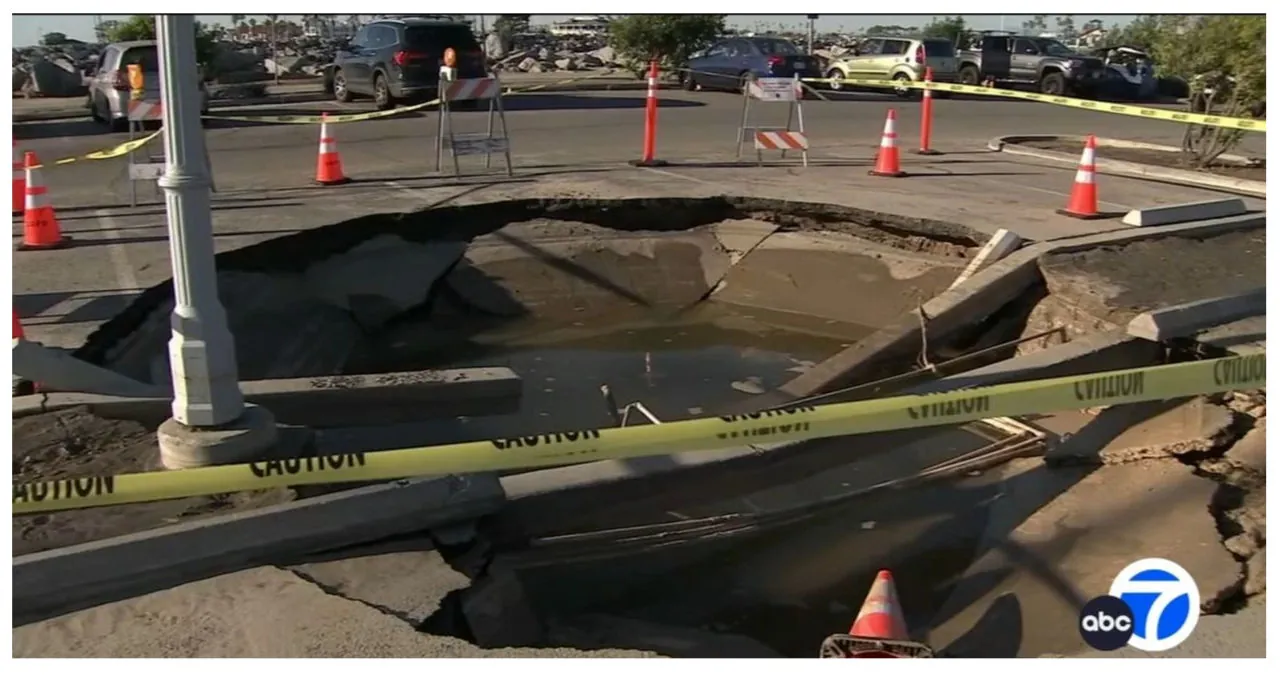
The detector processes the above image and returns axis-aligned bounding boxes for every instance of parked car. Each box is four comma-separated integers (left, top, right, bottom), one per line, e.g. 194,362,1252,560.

824,36,958,98
681,36,823,93
956,34,1107,97
324,16,486,110
85,40,210,132
1091,45,1158,100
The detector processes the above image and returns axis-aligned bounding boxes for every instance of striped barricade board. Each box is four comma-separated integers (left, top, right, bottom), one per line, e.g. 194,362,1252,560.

754,129,809,151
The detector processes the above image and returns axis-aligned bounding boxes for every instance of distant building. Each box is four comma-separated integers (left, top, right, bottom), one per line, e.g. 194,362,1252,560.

549,16,610,37
1076,25,1109,47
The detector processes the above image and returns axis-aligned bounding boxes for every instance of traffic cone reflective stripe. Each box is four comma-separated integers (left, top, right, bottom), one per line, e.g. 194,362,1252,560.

869,109,906,177
315,113,351,185
13,139,25,214
18,152,69,250
1057,135,1105,220
849,570,909,640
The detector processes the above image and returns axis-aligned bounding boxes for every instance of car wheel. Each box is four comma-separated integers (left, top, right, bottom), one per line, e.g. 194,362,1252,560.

1040,72,1066,96
373,74,394,110
825,68,845,92
88,95,104,123
332,69,353,103
681,70,696,91
958,65,981,87
892,73,916,99
737,71,753,95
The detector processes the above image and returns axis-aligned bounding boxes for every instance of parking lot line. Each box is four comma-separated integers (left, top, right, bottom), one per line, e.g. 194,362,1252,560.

93,209,144,295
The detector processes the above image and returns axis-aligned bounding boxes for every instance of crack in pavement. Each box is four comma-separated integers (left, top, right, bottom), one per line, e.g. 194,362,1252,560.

280,565,426,628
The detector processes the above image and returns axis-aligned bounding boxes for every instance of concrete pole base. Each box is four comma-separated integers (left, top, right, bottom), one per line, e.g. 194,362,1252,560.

158,403,279,470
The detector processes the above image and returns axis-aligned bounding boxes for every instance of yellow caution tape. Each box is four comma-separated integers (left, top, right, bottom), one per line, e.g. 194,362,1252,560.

802,76,1266,132
46,129,163,166
39,70,637,166
11,354,1264,514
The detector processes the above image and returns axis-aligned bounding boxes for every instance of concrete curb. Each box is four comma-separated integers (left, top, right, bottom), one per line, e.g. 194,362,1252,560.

1122,198,1248,227
13,473,505,626
12,366,523,428
987,134,1266,198
1127,288,1266,342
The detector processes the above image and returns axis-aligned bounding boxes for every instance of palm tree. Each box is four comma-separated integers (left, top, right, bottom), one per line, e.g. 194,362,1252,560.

266,15,281,83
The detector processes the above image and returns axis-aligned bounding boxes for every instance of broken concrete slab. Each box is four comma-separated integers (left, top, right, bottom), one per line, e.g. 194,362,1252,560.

289,549,469,624
1126,288,1265,342
1224,419,1265,476
305,235,467,330
1044,397,1235,465
13,474,505,626
709,218,779,265
712,231,963,327
11,339,166,398
14,566,657,657
1197,315,1267,356
929,458,1242,657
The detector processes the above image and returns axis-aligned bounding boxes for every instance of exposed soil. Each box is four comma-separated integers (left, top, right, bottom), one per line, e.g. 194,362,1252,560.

1019,139,1266,182
1039,229,1266,325
12,407,295,556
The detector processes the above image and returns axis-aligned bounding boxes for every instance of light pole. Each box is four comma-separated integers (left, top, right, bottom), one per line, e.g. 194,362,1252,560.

806,14,818,54
154,15,275,469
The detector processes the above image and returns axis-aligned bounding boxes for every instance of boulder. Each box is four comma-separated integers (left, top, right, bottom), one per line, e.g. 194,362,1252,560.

484,32,506,61
553,57,578,71
516,57,538,72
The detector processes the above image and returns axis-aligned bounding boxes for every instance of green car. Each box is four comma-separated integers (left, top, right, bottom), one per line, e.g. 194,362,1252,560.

824,36,959,98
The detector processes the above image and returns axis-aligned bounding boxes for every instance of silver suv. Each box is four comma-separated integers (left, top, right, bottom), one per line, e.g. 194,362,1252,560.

85,40,210,132
825,36,959,97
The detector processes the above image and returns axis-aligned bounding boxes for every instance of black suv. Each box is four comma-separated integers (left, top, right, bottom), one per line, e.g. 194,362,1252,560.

325,16,486,110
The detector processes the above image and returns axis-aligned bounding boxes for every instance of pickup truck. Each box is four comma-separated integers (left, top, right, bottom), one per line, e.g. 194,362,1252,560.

956,34,1107,98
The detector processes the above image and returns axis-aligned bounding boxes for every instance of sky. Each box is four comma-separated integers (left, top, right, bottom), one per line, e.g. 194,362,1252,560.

12,14,1138,47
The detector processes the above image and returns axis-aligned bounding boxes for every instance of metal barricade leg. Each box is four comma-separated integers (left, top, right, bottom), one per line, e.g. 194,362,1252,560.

484,99,495,170
496,89,514,177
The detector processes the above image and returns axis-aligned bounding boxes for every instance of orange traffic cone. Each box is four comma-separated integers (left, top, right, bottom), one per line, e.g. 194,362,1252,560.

13,139,25,215
17,152,69,250
1057,135,1105,220
315,113,351,185
849,570,909,640
14,309,26,340
869,109,906,178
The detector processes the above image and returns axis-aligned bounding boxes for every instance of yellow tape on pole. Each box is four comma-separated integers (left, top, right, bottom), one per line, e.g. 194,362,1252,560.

12,355,1265,515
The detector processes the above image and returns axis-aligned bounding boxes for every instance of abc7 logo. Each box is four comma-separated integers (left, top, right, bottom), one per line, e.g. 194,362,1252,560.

1078,596,1135,651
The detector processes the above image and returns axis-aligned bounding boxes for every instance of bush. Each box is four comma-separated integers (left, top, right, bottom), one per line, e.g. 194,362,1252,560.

608,15,726,76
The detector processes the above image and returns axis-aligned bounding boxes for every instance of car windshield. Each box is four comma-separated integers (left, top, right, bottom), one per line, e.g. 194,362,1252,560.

404,25,479,52
119,46,159,71
1035,39,1077,57
753,39,800,55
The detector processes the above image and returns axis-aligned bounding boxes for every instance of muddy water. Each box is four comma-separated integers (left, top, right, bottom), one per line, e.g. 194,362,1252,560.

334,301,869,449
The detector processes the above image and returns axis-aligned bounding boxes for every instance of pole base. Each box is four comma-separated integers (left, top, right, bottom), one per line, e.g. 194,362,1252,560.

912,148,943,156
629,159,670,167
1055,208,1109,220
158,403,279,470
17,235,73,251
869,170,907,178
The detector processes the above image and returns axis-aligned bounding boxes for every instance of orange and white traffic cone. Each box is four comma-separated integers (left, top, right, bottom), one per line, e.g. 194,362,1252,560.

13,139,26,214
13,309,26,340
849,569,910,640
17,152,69,251
315,113,351,185
819,569,933,658
1057,135,1106,220
869,109,906,177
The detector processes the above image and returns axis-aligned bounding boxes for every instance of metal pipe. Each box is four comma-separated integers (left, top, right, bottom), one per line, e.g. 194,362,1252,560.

156,15,245,427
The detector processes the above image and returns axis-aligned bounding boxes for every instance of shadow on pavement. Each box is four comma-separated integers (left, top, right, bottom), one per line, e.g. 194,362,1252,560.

14,289,142,327
53,199,304,222
14,118,115,141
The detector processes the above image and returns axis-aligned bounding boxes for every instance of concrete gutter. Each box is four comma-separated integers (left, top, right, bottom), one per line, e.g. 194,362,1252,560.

12,366,523,428
13,473,505,626
988,134,1266,198
1127,288,1266,342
